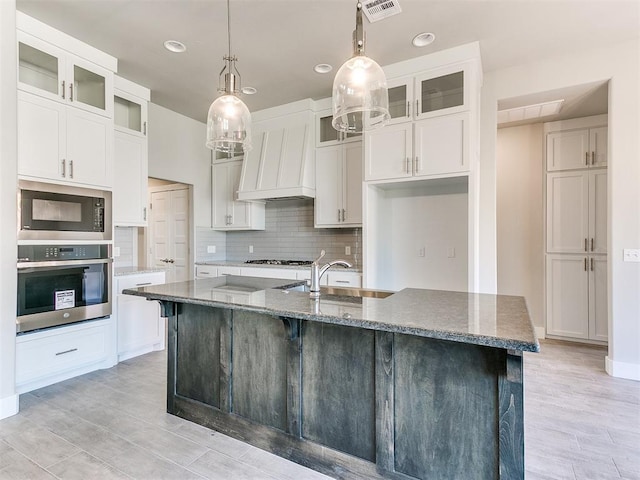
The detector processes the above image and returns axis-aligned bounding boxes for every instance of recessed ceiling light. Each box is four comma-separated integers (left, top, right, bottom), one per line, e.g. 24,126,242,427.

314,63,333,74
241,86,257,95
412,32,435,47
164,40,186,53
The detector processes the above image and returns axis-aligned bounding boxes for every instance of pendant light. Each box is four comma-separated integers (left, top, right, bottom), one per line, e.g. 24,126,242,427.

206,0,251,153
332,2,390,133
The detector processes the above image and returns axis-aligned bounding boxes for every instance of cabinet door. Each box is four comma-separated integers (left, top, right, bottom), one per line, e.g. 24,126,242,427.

546,129,590,171
17,91,66,180
114,90,147,137
414,64,467,120
114,131,147,226
67,55,113,118
342,143,363,225
316,109,361,147
414,112,468,176
66,107,112,187
17,31,65,102
546,171,589,253
195,265,218,279
227,161,250,228
315,146,343,227
589,255,608,341
546,255,589,339
364,123,412,181
589,127,608,168
386,76,413,125
212,162,231,228
589,170,607,254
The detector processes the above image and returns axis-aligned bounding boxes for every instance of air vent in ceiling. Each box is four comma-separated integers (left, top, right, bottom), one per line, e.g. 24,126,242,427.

497,99,565,125
362,0,402,23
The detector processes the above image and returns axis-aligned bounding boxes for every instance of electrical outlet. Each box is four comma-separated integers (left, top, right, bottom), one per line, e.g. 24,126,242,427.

345,246,351,255
623,248,640,262
418,247,425,257
207,245,216,254
447,247,456,258
249,245,254,254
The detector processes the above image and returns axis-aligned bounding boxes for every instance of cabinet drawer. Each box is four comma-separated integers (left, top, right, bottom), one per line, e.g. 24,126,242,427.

218,266,241,276
195,265,217,278
326,271,362,288
117,272,165,293
16,320,109,385
240,267,298,280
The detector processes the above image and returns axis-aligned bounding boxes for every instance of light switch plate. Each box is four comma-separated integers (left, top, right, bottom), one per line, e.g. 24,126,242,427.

623,249,640,262
113,247,121,257
249,245,254,253
345,246,351,255
207,245,216,254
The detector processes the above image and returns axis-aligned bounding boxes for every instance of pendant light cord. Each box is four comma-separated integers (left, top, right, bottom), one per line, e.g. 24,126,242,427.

227,0,232,60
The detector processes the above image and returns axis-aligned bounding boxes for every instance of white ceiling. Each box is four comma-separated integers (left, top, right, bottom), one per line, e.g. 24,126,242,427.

16,0,640,124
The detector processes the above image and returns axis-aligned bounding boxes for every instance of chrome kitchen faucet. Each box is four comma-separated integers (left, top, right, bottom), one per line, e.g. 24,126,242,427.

309,250,352,298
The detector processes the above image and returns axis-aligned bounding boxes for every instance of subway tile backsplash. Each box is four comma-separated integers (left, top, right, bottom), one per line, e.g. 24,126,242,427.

224,199,361,269
114,226,136,268
195,227,227,262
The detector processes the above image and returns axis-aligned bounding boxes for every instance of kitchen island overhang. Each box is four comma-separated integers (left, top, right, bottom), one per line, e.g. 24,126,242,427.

124,276,539,480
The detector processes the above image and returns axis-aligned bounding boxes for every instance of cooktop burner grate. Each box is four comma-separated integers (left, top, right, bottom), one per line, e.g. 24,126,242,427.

245,259,313,266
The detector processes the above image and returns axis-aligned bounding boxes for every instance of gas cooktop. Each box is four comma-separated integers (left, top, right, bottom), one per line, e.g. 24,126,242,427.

245,259,313,266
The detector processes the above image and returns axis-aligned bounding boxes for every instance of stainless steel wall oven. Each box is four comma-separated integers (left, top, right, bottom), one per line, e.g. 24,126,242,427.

17,244,112,333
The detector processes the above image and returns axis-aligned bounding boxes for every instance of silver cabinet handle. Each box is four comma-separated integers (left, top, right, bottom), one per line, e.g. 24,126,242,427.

416,99,420,116
56,348,77,356
415,156,419,173
406,157,410,174
143,121,147,136
338,209,341,222
69,82,74,102
143,207,147,221
61,159,66,177
584,257,588,271
61,80,66,99
69,160,74,179
342,209,346,222
591,238,594,252
590,258,594,271
135,282,152,287
228,215,233,225
585,152,589,166
335,280,350,284
406,101,410,118
591,151,595,165
584,238,588,252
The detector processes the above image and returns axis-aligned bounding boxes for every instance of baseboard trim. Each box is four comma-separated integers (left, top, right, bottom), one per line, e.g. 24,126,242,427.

0,393,19,419
535,327,546,340
605,355,640,381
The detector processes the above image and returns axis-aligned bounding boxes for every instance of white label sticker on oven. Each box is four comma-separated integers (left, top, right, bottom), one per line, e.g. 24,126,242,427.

55,290,75,310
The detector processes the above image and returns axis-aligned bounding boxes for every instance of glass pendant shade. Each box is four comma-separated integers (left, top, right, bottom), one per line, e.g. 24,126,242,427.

206,93,252,153
332,54,389,133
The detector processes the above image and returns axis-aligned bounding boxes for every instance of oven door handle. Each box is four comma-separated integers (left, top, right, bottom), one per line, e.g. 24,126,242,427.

17,258,112,269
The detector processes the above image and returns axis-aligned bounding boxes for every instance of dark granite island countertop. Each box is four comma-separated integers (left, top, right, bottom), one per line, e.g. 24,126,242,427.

123,275,539,352
123,275,538,479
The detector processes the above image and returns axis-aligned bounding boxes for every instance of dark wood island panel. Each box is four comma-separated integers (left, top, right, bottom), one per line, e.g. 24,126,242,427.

161,301,526,480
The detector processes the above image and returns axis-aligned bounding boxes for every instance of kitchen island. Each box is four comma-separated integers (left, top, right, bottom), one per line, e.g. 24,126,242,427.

124,276,539,480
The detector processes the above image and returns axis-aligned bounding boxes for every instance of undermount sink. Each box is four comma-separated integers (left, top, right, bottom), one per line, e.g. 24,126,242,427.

286,284,394,299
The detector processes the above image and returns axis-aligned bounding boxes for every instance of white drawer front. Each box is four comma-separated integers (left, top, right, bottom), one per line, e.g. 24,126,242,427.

16,322,109,385
218,266,241,276
195,265,218,278
117,272,166,293
240,267,298,280
326,271,362,288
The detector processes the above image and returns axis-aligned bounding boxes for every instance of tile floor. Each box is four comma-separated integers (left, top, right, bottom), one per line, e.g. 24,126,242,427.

0,339,638,479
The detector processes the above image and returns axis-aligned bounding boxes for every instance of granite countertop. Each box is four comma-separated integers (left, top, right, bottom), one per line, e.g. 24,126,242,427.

114,266,167,276
124,276,539,352
195,260,362,273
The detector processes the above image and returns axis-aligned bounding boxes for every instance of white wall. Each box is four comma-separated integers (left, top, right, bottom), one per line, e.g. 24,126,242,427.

496,124,544,330
0,0,18,419
481,39,640,380
147,103,211,228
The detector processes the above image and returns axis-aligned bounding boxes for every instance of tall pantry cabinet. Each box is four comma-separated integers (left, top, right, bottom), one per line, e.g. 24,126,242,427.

545,115,608,342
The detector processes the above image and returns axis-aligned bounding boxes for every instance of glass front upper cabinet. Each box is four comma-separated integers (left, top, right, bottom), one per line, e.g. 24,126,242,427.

316,110,362,147
18,31,113,118
414,64,469,120
386,76,414,125
114,91,147,136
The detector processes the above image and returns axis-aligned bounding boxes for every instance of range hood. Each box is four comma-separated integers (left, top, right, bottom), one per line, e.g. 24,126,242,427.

237,108,316,201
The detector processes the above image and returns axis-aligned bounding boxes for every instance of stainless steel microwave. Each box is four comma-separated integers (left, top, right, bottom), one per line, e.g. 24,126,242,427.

18,180,112,241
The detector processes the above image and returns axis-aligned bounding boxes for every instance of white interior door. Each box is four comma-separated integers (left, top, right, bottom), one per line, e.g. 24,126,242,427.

149,187,190,283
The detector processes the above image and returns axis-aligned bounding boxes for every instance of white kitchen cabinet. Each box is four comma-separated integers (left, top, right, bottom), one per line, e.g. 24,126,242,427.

546,254,607,342
195,265,218,279
547,126,608,171
238,104,316,200
113,77,150,226
315,108,362,147
365,112,468,181
414,63,469,120
218,266,242,276
15,318,113,394
17,30,113,118
116,271,166,362
546,169,607,254
326,271,362,288
18,90,113,188
213,160,265,230
315,143,363,227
